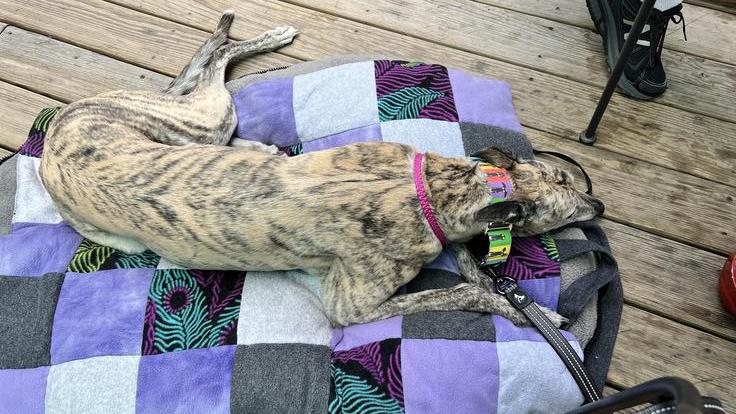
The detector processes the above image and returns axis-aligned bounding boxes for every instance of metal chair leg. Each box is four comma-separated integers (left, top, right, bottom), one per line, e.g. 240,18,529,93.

580,0,657,145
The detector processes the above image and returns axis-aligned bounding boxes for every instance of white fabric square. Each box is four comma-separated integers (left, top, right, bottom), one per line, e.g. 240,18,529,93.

496,340,585,413
380,119,465,157
45,355,140,414
13,155,63,225
155,257,186,270
237,270,331,345
293,61,379,141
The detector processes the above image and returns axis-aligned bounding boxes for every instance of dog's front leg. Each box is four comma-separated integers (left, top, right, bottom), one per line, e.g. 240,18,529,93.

348,283,567,328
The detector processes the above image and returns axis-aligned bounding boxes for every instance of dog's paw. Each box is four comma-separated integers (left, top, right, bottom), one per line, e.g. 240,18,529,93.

269,25,299,45
539,306,568,328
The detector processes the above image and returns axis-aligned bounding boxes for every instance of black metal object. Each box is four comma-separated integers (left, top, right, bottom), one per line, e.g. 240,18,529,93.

565,377,704,414
580,0,656,145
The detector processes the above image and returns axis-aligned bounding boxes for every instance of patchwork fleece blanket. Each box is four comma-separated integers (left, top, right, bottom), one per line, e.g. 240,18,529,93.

0,57,622,414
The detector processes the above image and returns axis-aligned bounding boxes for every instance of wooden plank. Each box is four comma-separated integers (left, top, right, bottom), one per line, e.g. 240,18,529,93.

479,0,736,66
0,27,170,102
688,0,736,14
0,0,298,79
600,220,735,341
89,0,736,187
528,129,736,254
610,306,735,411
0,81,60,150
289,0,736,124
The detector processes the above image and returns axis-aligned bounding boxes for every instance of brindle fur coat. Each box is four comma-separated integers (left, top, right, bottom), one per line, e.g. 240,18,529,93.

39,12,603,327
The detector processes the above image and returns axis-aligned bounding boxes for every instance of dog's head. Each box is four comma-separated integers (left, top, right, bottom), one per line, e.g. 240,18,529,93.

473,149,604,236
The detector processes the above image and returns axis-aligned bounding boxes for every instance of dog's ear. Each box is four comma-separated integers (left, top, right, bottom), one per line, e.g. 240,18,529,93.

471,148,516,169
476,200,532,223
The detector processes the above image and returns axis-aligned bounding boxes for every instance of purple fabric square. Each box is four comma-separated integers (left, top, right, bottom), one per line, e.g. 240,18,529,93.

423,249,459,274
301,124,382,153
51,268,154,364
0,366,48,414
332,316,402,352
519,277,560,311
232,78,298,147
0,223,82,276
493,315,577,343
402,339,499,414
135,346,235,414
375,60,458,122
449,68,523,132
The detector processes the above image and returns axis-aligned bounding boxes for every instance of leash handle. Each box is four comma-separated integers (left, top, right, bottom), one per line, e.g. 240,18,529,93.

533,150,594,196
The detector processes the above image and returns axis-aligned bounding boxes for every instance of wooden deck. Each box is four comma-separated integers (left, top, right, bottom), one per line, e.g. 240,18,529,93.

0,0,734,408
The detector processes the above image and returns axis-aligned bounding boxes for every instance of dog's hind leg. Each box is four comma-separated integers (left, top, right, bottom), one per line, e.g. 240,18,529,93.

164,10,235,96
195,25,298,91
64,214,148,254
346,283,567,328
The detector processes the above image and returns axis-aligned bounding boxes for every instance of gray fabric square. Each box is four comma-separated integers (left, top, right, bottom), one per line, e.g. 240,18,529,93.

230,343,330,414
0,273,64,368
403,310,495,341
459,122,533,160
0,155,17,235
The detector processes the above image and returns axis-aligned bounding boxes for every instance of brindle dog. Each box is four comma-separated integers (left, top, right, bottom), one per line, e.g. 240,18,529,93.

40,11,604,327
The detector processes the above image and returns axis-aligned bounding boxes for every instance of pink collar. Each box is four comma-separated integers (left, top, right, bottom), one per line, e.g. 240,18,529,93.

413,153,448,247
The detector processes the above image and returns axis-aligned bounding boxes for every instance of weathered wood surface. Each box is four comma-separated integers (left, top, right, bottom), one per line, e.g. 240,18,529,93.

528,129,736,254
599,220,735,341
479,0,736,66
688,0,736,14
610,306,735,411
0,27,170,102
288,0,736,124
0,0,298,79
86,0,736,187
0,81,59,149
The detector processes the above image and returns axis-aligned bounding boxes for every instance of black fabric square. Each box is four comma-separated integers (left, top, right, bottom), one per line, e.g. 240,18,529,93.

402,310,496,341
329,338,404,412
405,268,463,293
0,273,64,368
230,343,331,414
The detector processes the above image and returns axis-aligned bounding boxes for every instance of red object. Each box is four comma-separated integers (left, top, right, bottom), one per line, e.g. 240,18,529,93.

720,253,736,316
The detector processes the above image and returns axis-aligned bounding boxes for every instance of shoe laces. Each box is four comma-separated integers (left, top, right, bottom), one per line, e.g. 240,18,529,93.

647,8,687,67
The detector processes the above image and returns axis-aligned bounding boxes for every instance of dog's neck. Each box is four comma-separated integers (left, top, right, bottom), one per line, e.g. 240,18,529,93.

422,152,500,243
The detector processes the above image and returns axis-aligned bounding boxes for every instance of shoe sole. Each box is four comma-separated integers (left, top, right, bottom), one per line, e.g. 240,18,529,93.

586,0,657,100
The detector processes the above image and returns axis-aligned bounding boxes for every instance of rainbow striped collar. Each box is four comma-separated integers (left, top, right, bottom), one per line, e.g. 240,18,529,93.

472,158,514,266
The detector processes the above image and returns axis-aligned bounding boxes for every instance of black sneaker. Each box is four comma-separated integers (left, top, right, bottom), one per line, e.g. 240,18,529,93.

587,0,686,100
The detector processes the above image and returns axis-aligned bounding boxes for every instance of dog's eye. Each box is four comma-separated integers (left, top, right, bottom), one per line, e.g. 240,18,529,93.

566,211,576,219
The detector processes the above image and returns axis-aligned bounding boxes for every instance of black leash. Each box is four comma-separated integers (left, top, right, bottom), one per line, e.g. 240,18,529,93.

479,264,603,404
533,149,594,195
